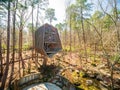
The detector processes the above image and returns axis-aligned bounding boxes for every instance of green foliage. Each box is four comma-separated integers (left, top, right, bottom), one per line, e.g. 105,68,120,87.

66,0,93,31
103,15,113,30
92,11,103,20
63,45,77,52
71,71,100,90
45,8,57,24
76,0,93,11
27,23,36,32
17,3,28,10
2,43,6,49
22,43,31,50
55,23,64,31
110,54,120,62
0,0,12,2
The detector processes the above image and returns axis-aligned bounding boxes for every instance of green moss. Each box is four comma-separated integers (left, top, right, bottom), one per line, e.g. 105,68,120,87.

71,71,101,90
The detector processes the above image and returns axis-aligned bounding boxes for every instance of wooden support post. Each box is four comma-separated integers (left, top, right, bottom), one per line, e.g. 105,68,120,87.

43,56,48,67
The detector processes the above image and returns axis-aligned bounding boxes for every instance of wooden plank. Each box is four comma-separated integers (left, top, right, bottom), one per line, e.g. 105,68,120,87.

44,42,57,44
46,51,56,54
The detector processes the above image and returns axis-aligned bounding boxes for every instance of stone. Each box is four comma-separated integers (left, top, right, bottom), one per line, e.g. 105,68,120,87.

96,74,103,81
75,70,79,73
86,80,93,86
99,83,108,90
51,79,58,84
62,86,68,90
89,74,95,78
99,64,105,68
56,82,63,88
69,85,76,90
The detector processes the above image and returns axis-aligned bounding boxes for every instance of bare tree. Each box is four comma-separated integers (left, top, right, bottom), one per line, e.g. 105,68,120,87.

9,0,18,86
0,31,3,76
98,0,120,89
1,0,11,89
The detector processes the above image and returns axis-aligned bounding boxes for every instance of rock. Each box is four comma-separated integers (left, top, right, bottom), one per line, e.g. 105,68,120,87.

86,80,93,86
75,70,79,73
69,85,76,90
62,86,68,90
99,81,109,87
96,74,103,81
89,74,95,79
74,82,81,86
56,82,63,88
98,64,106,69
87,70,92,74
99,83,108,90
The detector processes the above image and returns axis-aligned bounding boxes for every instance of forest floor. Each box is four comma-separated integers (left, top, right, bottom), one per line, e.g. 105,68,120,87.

48,51,120,90
1,51,120,90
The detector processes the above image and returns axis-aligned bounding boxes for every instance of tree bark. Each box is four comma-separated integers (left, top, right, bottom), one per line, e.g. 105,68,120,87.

69,14,72,51
73,29,76,49
0,35,3,76
32,5,34,61
9,0,17,86
81,7,87,63
113,0,120,52
64,28,67,50
19,15,25,76
43,56,48,67
0,0,11,89
36,3,39,28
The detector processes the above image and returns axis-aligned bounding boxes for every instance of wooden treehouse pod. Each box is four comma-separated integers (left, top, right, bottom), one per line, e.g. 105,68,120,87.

35,23,62,57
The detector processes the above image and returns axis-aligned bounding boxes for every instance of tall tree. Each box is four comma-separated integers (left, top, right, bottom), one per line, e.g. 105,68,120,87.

66,4,75,51
0,0,11,89
76,0,92,63
36,0,49,28
9,0,18,86
98,0,120,89
55,23,64,37
17,0,32,76
0,31,3,76
0,5,6,76
45,8,56,24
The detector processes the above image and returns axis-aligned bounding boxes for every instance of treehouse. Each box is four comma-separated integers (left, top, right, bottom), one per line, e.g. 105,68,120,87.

35,23,62,57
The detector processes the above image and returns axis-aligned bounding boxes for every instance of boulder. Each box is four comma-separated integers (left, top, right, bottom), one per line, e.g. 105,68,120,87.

96,74,103,81
86,80,93,86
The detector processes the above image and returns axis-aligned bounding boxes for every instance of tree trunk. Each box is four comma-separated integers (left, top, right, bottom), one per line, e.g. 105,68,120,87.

113,0,120,52
43,56,48,67
77,29,81,47
64,29,67,50
32,6,34,61
1,0,11,89
81,7,87,63
0,35,3,76
9,0,17,85
111,65,114,90
36,3,39,28
73,30,76,49
19,18,25,76
69,14,72,51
